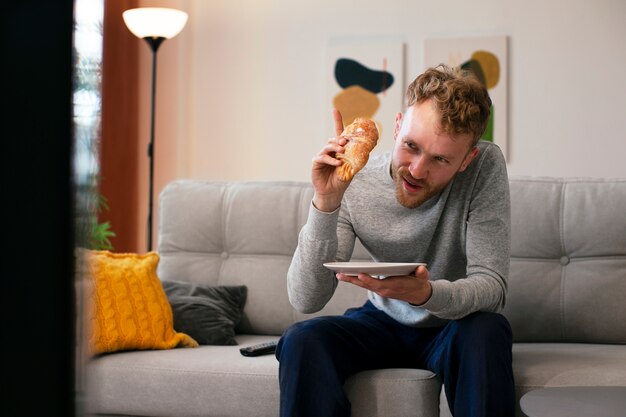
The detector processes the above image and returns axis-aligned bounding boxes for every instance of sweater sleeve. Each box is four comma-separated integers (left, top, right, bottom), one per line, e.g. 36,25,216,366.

287,203,356,313
420,144,511,319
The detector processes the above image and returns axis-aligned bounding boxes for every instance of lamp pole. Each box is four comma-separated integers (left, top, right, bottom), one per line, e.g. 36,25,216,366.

144,36,164,252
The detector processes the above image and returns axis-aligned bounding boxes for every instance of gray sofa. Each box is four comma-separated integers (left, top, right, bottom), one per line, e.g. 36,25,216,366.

87,177,626,417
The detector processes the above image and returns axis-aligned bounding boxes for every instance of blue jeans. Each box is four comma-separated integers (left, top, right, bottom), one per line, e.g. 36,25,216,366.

276,301,515,417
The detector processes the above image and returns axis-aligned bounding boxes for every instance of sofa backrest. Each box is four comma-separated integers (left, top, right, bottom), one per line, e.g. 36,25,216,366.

158,178,626,343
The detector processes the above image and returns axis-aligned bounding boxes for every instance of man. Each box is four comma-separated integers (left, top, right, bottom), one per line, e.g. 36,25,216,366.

276,65,515,417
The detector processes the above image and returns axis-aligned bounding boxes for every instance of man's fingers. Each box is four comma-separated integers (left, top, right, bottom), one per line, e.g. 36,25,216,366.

336,273,378,289
327,136,347,146
414,265,429,279
313,142,345,165
313,154,343,167
321,141,345,154
333,108,345,137
314,138,346,159
336,273,360,286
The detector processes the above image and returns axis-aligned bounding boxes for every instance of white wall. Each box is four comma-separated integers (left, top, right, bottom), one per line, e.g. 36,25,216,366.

136,0,626,246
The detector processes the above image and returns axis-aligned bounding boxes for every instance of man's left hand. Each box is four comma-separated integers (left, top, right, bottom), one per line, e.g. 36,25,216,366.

336,264,432,306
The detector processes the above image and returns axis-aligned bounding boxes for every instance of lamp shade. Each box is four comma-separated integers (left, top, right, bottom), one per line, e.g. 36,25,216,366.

122,7,188,39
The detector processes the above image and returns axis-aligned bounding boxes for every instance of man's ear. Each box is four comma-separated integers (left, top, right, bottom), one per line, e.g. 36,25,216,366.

459,146,480,172
393,111,403,141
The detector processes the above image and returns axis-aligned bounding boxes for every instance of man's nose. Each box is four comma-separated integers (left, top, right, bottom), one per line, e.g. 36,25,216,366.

409,156,428,179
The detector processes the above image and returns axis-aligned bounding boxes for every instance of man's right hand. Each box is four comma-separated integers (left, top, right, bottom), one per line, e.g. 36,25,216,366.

311,109,351,212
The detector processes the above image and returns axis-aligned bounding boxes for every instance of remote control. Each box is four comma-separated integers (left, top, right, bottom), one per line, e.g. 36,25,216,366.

239,340,279,357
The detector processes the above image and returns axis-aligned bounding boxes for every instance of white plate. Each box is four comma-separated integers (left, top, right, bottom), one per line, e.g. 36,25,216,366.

323,262,426,278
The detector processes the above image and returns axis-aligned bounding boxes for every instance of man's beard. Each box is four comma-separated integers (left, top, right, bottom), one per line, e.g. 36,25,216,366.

392,166,448,209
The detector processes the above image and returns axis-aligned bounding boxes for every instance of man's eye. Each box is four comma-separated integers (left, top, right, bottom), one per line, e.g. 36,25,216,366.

435,156,449,163
404,141,416,150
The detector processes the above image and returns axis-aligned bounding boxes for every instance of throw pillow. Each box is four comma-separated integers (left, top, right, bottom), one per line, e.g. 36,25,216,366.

85,250,198,354
161,280,247,345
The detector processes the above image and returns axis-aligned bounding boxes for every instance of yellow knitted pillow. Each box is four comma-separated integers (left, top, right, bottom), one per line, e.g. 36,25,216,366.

86,250,198,354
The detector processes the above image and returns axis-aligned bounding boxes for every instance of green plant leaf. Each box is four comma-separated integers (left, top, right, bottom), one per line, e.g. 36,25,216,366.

90,220,116,251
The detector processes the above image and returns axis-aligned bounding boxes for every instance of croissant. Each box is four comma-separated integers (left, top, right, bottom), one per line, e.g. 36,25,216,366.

336,118,379,182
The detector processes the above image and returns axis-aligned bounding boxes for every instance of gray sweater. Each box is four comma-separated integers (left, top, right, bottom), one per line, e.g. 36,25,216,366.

287,140,511,327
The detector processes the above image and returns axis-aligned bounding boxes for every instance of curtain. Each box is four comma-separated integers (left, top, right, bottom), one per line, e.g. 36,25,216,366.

101,0,139,252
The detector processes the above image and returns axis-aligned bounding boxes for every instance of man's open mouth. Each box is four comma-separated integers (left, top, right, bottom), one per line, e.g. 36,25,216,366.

403,177,424,192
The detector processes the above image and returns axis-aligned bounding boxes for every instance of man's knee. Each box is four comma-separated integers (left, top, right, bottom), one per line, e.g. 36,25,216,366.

277,317,339,360
450,312,512,347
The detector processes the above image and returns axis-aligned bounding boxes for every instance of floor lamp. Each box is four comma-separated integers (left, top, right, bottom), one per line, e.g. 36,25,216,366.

123,7,188,251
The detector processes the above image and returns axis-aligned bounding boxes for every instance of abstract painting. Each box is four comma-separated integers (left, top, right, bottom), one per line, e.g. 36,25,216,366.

327,40,405,155
424,36,508,159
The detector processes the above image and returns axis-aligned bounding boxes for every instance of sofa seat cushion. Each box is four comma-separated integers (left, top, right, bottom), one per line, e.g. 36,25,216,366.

513,343,626,390
88,335,279,417
87,334,440,417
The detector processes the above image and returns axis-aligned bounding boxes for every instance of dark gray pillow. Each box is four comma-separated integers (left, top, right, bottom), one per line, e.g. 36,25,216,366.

161,280,247,345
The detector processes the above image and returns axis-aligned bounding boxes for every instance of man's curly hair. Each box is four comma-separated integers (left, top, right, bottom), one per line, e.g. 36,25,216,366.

406,64,492,146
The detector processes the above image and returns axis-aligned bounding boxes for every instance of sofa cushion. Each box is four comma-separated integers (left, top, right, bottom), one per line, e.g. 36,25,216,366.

85,250,198,354
510,343,626,417
513,343,626,390
87,335,280,417
505,178,626,343
161,281,247,345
